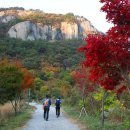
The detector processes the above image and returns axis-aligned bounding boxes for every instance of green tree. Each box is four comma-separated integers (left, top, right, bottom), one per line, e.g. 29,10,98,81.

0,59,34,114
0,60,23,114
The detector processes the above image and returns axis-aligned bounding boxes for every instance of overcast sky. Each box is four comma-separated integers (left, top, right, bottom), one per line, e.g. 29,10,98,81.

0,0,113,33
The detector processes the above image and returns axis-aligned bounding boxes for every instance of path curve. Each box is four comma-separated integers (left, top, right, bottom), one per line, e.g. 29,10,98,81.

21,102,80,130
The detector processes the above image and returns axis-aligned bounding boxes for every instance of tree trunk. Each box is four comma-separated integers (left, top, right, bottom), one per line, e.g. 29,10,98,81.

82,96,85,109
14,99,17,116
10,93,20,116
101,91,106,127
90,95,95,115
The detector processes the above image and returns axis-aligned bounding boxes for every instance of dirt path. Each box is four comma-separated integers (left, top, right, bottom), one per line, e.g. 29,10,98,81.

21,102,80,130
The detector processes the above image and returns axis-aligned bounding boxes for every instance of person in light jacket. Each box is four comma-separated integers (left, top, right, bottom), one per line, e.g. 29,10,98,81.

42,95,51,121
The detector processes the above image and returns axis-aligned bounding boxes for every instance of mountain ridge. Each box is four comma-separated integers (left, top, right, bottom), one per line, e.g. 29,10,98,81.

0,8,98,41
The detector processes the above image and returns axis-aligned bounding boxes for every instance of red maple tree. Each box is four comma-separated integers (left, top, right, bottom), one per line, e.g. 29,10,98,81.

78,0,130,94
73,68,95,96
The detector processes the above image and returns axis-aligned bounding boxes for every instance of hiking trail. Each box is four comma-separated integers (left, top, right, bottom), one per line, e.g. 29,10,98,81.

21,102,80,130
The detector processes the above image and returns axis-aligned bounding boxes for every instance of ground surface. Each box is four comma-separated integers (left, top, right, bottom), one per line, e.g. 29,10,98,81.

21,102,80,130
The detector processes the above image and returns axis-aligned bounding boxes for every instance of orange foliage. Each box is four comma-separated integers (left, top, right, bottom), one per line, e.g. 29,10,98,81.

21,72,34,90
0,59,34,92
14,60,34,90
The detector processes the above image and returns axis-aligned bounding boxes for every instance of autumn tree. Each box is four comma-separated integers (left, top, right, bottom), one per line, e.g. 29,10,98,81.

15,61,34,106
0,60,34,114
78,0,130,126
0,60,23,114
73,68,94,98
73,67,95,112
79,0,130,96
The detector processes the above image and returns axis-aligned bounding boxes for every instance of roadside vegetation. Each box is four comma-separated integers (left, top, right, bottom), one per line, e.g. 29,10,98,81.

63,90,130,130
0,103,34,130
0,59,34,129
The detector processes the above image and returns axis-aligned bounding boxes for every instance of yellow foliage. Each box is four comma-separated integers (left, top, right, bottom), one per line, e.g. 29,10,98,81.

40,86,49,92
60,83,71,97
43,66,60,73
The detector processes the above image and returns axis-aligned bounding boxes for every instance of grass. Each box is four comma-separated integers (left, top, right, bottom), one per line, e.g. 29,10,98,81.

63,106,129,130
0,105,34,130
0,103,14,123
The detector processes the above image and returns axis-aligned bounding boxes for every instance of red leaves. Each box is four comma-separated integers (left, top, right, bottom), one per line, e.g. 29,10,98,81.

100,0,130,25
76,0,130,95
78,34,111,68
117,85,126,95
107,25,130,69
79,32,128,92
101,77,119,91
73,68,95,96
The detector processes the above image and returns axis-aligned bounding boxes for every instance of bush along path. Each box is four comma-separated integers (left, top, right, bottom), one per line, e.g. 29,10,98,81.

21,102,80,130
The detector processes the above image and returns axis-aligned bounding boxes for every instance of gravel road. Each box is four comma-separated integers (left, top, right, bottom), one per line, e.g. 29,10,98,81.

21,102,80,130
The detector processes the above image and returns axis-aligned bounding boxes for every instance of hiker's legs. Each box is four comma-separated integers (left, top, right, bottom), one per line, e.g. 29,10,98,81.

46,107,49,120
56,107,60,117
56,107,58,116
44,107,47,119
58,108,60,116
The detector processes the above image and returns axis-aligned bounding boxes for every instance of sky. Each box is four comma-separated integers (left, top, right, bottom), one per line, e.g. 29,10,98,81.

0,0,113,33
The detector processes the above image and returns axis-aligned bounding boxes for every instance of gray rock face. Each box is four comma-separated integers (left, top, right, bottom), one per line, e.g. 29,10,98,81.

0,15,16,23
7,16,98,41
61,22,78,39
8,21,33,40
8,21,51,40
76,16,97,38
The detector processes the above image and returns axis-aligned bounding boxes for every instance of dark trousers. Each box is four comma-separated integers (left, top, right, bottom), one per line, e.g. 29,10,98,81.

56,107,60,117
44,107,49,120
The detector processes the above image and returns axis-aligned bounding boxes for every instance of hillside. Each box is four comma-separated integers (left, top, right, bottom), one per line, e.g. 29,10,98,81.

0,38,84,69
0,7,98,40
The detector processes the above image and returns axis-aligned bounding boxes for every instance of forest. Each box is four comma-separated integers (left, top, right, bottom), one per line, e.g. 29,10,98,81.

0,0,130,130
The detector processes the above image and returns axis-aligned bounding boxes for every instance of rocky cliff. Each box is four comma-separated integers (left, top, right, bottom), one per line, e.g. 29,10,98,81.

0,9,98,41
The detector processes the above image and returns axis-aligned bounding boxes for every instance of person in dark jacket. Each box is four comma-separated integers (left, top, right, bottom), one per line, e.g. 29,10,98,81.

55,96,61,117
42,95,51,121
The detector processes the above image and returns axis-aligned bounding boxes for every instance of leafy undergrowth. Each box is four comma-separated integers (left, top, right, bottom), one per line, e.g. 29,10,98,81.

0,105,35,130
63,106,130,130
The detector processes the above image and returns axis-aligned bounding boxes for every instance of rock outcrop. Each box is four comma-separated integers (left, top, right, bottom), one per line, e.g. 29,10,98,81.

76,16,97,38
0,15,16,23
0,9,98,41
61,22,78,39
8,21,63,40
8,18,98,41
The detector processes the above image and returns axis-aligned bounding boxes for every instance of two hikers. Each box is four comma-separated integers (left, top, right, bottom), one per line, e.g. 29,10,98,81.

55,96,61,117
42,95,51,121
42,95,61,120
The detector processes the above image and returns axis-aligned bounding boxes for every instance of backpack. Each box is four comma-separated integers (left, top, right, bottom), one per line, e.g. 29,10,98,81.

56,99,60,107
44,99,49,107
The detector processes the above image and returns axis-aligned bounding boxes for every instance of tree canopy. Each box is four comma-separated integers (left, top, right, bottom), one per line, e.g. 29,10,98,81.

78,0,130,94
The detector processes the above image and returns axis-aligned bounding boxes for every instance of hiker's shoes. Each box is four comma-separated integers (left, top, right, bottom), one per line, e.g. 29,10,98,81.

57,115,60,118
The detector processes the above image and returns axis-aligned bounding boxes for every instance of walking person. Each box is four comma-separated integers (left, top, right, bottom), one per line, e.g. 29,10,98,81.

42,95,51,121
55,96,61,117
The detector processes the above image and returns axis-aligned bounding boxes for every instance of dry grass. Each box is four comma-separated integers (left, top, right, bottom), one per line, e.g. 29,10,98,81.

0,102,14,123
